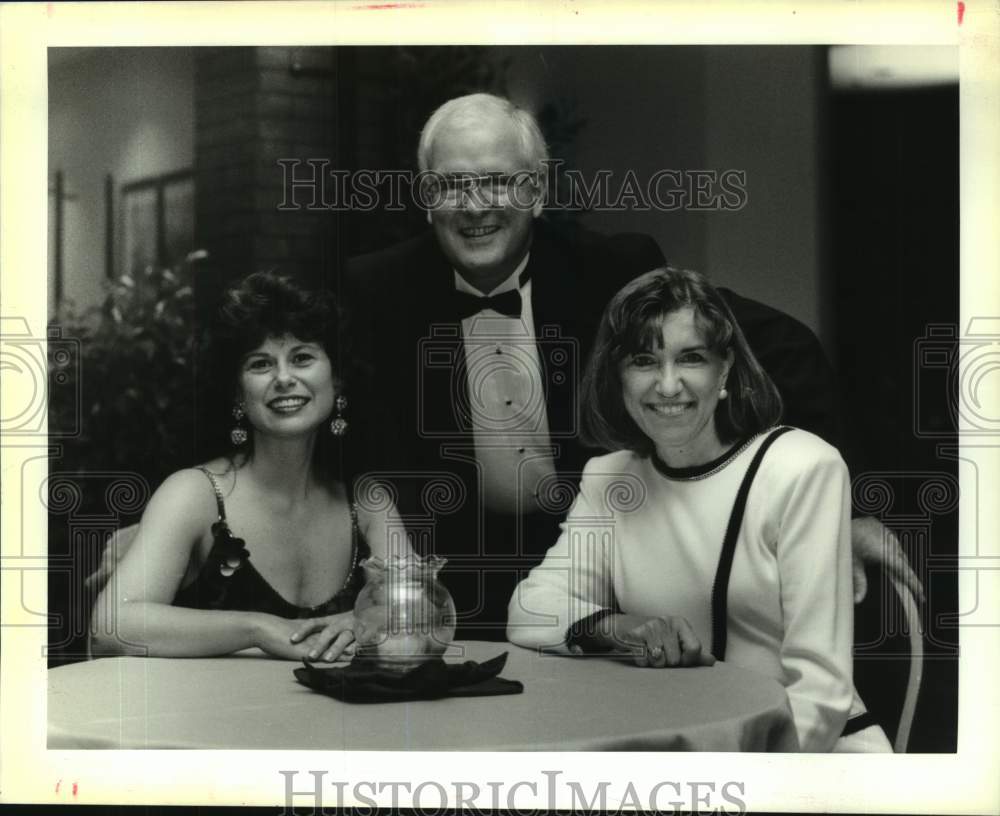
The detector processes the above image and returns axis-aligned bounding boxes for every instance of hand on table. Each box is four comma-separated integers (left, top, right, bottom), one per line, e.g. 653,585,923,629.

290,611,358,662
850,516,926,604
252,612,356,662
587,613,715,668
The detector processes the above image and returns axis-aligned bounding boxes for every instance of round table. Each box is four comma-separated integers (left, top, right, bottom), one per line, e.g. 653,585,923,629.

48,641,798,751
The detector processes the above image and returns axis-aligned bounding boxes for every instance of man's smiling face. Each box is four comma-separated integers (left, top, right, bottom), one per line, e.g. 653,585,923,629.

425,115,543,294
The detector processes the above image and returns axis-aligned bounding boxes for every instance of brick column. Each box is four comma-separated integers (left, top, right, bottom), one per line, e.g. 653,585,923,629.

193,46,340,303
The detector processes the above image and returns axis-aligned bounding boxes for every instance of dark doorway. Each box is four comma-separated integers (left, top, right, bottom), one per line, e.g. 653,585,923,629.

830,82,959,752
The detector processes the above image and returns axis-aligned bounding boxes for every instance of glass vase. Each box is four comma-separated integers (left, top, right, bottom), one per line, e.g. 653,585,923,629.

352,554,456,672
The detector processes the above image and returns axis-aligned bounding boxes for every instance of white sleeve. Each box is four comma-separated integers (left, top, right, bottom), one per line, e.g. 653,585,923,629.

506,469,616,653
772,441,855,751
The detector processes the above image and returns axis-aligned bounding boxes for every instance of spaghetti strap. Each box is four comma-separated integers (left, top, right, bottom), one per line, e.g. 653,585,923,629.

346,481,362,583
194,466,227,522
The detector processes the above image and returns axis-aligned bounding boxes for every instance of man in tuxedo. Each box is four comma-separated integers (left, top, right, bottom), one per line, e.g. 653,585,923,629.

345,92,919,640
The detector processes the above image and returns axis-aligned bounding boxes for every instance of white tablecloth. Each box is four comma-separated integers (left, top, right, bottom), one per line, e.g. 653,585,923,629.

48,641,798,751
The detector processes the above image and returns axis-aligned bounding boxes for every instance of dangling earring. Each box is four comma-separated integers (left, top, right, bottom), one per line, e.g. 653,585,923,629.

719,384,729,400
330,394,348,436
230,401,248,445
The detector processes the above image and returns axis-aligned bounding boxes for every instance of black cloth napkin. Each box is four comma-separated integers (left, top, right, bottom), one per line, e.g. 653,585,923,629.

294,651,524,703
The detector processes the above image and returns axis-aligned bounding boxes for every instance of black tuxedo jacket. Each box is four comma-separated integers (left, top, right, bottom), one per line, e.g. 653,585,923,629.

344,221,666,493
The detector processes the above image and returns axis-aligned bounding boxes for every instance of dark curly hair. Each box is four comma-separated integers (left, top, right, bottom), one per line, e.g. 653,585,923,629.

198,271,360,483
581,266,783,456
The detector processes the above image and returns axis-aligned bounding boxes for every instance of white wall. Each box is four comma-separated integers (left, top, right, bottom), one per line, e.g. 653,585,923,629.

704,48,825,342
48,47,195,314
497,46,828,346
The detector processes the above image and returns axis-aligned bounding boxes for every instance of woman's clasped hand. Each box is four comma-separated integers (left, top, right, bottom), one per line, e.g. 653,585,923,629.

571,613,716,668
605,614,716,668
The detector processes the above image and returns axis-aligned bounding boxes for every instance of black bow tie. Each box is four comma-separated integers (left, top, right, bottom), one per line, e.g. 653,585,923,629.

454,288,522,319
453,267,531,320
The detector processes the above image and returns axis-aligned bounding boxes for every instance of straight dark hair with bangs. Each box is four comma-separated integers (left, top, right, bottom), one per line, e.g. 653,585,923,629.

580,266,783,456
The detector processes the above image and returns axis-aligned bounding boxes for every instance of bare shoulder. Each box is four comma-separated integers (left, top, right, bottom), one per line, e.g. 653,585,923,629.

146,466,220,525
115,467,219,569
191,456,243,496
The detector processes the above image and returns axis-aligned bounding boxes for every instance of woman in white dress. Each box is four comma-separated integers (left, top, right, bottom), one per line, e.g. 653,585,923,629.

506,266,890,752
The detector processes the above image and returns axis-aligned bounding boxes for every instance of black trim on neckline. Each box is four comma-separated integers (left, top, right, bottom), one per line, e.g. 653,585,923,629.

649,438,751,480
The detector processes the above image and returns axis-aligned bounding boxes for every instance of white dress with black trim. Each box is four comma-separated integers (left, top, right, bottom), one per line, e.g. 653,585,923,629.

507,427,886,752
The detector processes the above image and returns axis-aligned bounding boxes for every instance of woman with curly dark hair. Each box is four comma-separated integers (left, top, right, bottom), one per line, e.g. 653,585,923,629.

92,271,410,662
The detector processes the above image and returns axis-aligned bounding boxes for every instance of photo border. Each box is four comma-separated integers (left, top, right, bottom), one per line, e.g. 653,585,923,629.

1,1,997,812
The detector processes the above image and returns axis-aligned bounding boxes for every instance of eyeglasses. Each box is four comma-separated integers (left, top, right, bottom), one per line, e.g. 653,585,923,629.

419,172,541,208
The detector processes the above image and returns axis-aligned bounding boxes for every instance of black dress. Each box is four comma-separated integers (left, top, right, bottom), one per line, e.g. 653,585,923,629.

172,467,369,618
